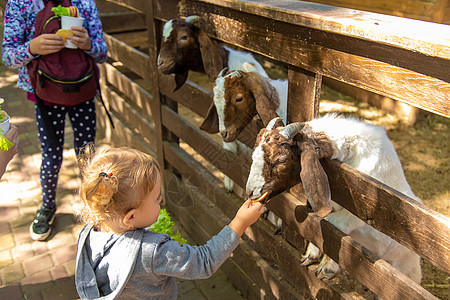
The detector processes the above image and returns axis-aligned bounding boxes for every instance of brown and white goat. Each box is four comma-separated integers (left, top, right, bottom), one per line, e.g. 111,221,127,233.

157,16,268,91
246,114,422,284
200,68,288,142
158,16,270,192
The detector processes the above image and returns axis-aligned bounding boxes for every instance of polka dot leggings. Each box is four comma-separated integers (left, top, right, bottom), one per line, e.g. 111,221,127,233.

35,99,96,209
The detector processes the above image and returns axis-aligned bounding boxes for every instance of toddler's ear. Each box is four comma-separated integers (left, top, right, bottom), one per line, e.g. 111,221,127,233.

123,209,137,227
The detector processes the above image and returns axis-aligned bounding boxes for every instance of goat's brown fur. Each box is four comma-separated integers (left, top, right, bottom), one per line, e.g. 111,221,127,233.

158,18,228,91
200,71,280,140
252,125,334,215
255,128,301,198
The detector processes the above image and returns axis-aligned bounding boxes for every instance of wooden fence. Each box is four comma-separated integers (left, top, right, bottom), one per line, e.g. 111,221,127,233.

97,0,449,299
304,0,450,24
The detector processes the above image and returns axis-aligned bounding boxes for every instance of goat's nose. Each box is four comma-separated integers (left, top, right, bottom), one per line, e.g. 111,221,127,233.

157,56,164,66
220,131,228,139
248,191,254,199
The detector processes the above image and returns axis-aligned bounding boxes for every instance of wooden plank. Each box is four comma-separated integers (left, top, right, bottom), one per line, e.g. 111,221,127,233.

221,242,307,300
146,0,173,205
162,145,344,298
183,0,450,60
171,7,449,117
104,33,151,81
306,0,438,21
101,87,157,144
100,12,146,34
104,0,146,13
152,0,180,22
432,0,450,23
111,30,149,48
159,74,213,118
293,204,438,300
100,63,154,117
287,66,322,123
97,102,157,157
161,105,250,188
97,0,137,13
322,159,450,274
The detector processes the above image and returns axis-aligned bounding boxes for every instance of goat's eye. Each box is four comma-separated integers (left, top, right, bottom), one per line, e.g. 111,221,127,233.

180,34,189,41
235,96,244,103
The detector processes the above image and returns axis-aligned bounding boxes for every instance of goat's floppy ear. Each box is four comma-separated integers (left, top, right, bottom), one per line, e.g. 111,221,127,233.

200,101,219,133
298,138,333,218
174,72,188,92
197,30,224,82
242,72,279,126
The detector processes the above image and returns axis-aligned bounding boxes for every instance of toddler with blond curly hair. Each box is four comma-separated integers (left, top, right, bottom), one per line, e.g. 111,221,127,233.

74,144,265,299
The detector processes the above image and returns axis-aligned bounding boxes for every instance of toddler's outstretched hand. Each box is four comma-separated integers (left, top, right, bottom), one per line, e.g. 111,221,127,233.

229,199,265,237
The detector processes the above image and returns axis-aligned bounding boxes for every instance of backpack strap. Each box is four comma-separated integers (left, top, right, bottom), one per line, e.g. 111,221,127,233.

96,91,115,129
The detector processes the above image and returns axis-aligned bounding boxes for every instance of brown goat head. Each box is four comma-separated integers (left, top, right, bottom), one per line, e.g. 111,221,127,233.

200,69,280,142
157,16,225,91
246,118,333,217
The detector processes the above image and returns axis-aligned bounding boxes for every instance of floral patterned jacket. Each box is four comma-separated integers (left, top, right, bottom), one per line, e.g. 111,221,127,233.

2,0,107,93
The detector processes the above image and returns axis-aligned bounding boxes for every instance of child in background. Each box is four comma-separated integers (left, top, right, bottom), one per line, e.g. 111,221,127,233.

2,0,107,241
74,144,265,299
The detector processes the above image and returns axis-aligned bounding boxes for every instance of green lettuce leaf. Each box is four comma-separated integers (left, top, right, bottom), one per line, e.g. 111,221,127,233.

51,5,70,17
148,208,187,245
0,133,13,151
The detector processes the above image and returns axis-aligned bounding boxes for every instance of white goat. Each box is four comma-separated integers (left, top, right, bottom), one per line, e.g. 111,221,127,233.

158,16,269,191
246,114,422,285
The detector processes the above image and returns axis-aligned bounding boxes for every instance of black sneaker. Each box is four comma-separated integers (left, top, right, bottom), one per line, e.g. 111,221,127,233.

29,206,56,241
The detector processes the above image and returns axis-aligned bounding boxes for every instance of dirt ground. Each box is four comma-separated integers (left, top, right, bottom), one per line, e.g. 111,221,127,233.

182,65,449,299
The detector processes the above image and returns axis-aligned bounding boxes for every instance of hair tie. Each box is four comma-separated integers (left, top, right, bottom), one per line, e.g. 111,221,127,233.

99,172,117,182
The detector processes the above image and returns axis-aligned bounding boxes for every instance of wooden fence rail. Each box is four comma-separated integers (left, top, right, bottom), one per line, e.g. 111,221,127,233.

97,0,449,299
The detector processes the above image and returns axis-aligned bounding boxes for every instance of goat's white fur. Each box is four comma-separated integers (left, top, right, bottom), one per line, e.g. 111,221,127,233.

247,114,422,283
247,144,266,195
162,20,174,42
225,46,268,77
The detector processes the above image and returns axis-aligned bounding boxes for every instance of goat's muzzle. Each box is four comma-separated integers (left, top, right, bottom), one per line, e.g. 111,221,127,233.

157,57,175,74
220,129,239,143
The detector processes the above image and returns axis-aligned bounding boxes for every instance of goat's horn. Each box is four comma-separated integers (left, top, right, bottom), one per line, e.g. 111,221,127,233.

185,15,205,29
218,67,229,78
266,117,283,130
279,122,306,139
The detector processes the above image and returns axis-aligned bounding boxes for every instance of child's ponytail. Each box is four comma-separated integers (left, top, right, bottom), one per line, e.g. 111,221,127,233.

75,144,160,233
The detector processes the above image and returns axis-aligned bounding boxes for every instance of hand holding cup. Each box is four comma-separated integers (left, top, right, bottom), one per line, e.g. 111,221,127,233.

60,16,91,50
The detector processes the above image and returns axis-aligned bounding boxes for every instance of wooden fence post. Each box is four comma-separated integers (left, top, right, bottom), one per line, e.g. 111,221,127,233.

287,65,322,123
145,1,180,205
